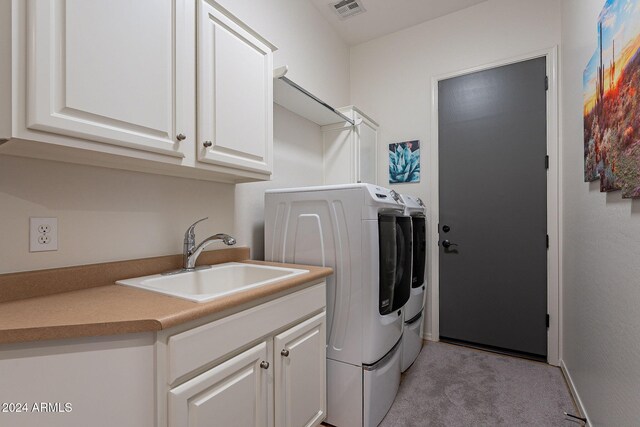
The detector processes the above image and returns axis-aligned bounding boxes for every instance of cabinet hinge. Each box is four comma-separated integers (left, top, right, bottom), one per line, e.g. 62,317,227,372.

545,155,549,169
545,76,549,91
546,314,550,328
546,234,549,249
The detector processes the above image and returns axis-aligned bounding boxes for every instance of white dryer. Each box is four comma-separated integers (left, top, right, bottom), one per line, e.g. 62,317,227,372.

399,194,427,372
265,184,412,427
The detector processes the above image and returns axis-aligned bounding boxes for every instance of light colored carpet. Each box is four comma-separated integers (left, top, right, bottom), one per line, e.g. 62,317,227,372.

379,342,580,427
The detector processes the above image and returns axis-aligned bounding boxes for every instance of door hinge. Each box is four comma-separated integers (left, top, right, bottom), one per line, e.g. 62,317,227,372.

545,155,549,169
545,76,549,91
546,314,550,328
546,234,549,249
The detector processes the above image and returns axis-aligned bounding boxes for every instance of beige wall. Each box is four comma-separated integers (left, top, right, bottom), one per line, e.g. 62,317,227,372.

349,0,562,338
235,105,324,260
0,155,235,273
560,1,640,424
0,1,346,274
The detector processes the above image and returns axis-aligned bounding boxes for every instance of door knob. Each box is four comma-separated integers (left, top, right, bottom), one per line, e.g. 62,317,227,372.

176,133,186,141
281,349,290,357
442,240,458,249
260,361,269,369
203,141,213,148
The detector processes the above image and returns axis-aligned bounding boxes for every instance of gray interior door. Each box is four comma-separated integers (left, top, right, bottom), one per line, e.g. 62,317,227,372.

438,57,548,358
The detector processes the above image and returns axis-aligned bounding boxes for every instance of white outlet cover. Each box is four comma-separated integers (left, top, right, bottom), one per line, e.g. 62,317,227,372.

30,217,58,252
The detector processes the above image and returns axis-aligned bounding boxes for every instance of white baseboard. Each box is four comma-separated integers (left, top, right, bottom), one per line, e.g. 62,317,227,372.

423,332,437,342
560,359,591,426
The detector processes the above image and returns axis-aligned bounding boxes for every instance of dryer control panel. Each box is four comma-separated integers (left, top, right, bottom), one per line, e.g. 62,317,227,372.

364,184,404,206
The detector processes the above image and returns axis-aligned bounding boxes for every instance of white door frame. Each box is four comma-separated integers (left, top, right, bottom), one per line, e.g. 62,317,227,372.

428,46,560,366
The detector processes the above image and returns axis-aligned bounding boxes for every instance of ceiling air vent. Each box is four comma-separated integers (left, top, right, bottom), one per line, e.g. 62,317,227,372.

331,0,366,20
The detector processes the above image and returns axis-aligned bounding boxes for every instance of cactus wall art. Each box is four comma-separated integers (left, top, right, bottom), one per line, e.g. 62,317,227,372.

583,0,640,198
389,140,420,184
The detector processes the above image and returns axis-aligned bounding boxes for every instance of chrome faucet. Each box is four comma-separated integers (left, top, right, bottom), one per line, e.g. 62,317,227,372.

181,217,236,271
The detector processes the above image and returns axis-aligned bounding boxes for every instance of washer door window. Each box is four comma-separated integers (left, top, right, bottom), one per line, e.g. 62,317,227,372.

378,214,412,315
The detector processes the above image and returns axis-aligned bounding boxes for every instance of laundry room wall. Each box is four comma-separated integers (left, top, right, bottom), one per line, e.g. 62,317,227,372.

0,156,236,274
349,0,561,339
235,105,325,260
560,0,640,424
0,1,348,273
219,0,351,260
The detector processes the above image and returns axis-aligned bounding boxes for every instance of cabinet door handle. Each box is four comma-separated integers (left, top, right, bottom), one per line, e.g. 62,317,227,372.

281,349,290,357
260,361,269,369
176,133,186,141
203,141,213,148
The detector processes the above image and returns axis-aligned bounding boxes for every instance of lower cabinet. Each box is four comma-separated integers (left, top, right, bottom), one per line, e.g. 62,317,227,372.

274,313,326,427
0,282,327,427
0,333,155,427
161,282,327,427
169,341,271,427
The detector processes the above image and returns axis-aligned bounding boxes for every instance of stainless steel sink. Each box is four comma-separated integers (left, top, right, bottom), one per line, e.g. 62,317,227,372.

117,262,308,303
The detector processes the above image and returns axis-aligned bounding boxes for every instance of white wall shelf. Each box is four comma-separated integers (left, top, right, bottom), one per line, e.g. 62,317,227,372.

273,66,354,126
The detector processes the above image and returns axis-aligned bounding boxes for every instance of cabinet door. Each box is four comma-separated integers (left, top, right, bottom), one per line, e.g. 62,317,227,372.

26,0,188,158
357,121,377,184
274,312,327,427
197,0,273,174
322,124,355,185
168,341,271,427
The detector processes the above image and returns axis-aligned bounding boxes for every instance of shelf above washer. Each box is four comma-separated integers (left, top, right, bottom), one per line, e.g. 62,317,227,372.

273,66,354,126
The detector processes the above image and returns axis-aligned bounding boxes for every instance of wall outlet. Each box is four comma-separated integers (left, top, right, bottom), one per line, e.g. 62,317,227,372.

30,217,58,252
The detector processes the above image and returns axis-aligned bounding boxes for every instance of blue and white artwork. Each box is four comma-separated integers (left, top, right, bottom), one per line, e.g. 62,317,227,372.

389,140,420,183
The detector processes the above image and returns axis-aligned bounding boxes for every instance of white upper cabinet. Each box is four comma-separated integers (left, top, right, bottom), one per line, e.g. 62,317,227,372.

357,117,378,184
26,0,187,158
0,0,276,183
196,0,274,174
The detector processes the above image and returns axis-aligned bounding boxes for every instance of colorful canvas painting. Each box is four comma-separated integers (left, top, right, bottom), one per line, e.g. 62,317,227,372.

389,140,420,183
583,0,640,198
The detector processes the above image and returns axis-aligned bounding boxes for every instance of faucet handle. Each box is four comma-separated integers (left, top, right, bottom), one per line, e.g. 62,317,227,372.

184,217,208,242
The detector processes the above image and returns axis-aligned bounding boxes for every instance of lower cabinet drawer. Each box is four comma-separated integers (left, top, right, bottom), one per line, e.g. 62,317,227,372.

167,282,325,384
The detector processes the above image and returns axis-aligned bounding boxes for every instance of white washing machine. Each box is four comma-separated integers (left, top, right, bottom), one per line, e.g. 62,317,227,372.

399,194,427,372
265,184,412,427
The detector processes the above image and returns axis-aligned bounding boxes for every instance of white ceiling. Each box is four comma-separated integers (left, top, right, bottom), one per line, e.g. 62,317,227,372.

310,0,489,45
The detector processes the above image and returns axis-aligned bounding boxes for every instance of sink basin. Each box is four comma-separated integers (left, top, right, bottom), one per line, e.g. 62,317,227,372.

116,262,308,303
